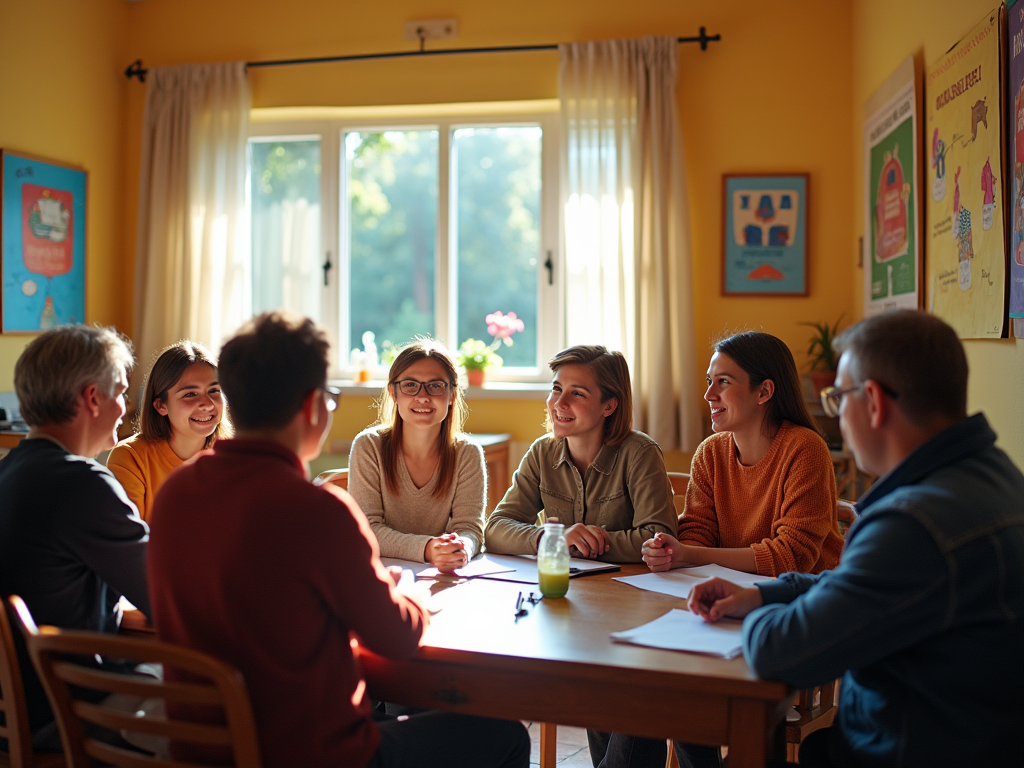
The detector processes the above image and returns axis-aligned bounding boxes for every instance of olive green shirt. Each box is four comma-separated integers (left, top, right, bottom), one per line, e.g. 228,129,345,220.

484,431,676,563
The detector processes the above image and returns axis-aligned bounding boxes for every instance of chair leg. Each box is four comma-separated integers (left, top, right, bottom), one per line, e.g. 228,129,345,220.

665,739,680,768
540,723,557,768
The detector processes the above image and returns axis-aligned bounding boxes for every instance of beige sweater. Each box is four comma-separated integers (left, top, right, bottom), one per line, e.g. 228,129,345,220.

347,427,486,562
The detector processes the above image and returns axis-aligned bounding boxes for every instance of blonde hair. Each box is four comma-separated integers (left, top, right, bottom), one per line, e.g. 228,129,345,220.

376,339,469,498
546,345,633,446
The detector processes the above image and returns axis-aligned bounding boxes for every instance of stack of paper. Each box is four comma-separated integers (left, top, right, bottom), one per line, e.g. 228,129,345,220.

609,608,744,659
613,563,769,600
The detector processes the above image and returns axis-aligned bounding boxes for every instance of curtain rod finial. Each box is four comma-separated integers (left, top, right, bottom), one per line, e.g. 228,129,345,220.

125,59,148,83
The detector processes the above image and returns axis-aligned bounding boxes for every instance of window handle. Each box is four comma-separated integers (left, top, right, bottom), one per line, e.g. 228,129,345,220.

544,250,553,286
323,250,332,287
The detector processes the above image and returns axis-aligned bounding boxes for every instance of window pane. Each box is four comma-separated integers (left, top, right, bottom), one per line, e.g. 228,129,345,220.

250,139,322,320
346,130,438,354
453,126,541,368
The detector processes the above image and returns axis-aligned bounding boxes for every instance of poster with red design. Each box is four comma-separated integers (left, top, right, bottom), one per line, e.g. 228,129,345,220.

1,150,87,333
925,8,1007,339
863,56,921,317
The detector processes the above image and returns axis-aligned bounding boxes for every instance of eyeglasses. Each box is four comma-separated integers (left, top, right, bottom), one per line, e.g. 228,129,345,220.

820,381,899,417
322,386,342,412
394,379,449,397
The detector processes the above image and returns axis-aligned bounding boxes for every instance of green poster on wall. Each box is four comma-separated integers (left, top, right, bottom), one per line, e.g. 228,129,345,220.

862,55,921,316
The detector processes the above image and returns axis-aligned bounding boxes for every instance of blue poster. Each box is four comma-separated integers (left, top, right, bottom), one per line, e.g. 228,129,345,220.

1008,0,1024,324
723,174,807,295
1,151,87,332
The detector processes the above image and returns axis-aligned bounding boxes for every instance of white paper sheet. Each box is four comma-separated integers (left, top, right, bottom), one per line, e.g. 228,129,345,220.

613,564,770,600
475,554,621,584
418,556,516,580
609,608,744,659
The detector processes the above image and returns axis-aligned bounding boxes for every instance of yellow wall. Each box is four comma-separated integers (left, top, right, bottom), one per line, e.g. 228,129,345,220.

852,0,1024,466
116,0,855,467
0,0,129,389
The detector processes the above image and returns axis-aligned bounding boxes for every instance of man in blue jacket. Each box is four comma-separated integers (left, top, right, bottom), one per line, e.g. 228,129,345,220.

689,310,1024,767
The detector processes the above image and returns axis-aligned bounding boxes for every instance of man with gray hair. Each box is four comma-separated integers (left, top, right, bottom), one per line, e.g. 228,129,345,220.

0,324,150,742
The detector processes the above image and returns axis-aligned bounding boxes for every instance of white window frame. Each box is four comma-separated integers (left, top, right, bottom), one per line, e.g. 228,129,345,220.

249,104,563,384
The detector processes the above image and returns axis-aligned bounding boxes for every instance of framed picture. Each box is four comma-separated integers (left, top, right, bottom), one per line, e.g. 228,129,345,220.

1,149,87,333
721,173,808,296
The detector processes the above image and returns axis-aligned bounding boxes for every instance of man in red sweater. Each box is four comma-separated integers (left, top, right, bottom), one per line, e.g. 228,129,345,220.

148,311,528,768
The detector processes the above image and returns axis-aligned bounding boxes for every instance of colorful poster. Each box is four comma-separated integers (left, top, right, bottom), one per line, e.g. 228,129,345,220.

1008,0,1024,338
721,174,808,296
1,150,87,333
863,56,921,316
925,9,1007,339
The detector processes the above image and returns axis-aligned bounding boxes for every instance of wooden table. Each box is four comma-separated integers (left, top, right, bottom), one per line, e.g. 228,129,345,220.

0,430,27,449
359,565,793,768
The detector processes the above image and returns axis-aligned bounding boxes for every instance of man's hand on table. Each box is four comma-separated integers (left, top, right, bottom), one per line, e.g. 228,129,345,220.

688,577,763,623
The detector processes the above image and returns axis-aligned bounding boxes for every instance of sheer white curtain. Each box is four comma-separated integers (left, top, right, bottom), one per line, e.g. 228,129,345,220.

560,37,700,452
133,62,251,373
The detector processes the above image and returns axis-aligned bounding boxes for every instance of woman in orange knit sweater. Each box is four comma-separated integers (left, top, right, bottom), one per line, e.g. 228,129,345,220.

642,331,843,577
107,341,228,522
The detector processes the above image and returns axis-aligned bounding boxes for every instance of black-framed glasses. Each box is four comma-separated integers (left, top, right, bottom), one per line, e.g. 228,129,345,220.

394,379,449,397
322,386,342,412
820,381,898,417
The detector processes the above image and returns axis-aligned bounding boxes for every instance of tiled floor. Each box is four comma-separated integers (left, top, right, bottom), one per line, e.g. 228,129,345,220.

524,722,593,767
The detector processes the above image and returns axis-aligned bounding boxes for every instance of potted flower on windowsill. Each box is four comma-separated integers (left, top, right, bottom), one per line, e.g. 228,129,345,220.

457,339,502,387
799,315,844,395
457,311,525,387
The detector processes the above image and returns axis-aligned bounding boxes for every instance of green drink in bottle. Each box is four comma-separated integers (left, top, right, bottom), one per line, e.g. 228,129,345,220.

537,522,570,599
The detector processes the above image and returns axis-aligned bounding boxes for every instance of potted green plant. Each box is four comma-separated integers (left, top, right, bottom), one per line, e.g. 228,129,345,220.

457,311,524,386
457,339,502,387
799,315,844,395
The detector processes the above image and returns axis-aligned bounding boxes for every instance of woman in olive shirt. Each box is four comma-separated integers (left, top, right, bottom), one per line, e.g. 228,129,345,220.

484,345,675,563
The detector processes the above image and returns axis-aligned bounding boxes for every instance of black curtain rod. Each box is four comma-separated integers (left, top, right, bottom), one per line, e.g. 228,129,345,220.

124,28,721,82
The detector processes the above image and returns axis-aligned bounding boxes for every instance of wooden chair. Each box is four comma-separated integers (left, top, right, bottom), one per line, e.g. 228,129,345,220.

313,467,348,489
667,471,690,516
836,499,858,537
8,596,261,768
782,499,856,760
0,601,64,768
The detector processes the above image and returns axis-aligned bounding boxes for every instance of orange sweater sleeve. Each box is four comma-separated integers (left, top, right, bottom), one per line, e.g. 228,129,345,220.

749,429,841,576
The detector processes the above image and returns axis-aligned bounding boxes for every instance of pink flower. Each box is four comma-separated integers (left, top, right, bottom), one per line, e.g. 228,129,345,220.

485,311,525,347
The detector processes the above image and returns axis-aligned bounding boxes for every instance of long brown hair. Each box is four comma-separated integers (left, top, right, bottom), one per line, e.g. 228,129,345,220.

376,339,469,498
545,345,633,446
137,340,230,447
713,331,820,437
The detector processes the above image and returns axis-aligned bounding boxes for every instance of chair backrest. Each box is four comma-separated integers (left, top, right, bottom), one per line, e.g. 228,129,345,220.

0,598,63,768
313,467,348,490
8,596,261,768
667,472,690,516
837,499,858,537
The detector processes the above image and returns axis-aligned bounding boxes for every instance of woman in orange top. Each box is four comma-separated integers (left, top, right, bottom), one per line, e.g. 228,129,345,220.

642,331,843,576
107,341,228,521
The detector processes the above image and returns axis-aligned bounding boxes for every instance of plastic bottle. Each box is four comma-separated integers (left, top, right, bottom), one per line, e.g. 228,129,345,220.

537,522,570,599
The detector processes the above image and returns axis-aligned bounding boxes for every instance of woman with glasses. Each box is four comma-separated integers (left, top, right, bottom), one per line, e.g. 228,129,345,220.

348,339,483,573
107,340,230,522
642,331,843,577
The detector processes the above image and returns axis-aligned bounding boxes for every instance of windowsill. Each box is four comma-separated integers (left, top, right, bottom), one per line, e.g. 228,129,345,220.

329,379,550,400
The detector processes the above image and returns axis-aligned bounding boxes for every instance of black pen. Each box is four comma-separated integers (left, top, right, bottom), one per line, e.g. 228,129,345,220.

515,591,525,617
